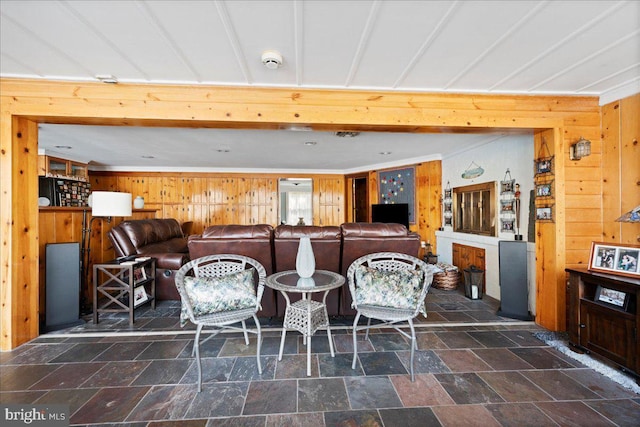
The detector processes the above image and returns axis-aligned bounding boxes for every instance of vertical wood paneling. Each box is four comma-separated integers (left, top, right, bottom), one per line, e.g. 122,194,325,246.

619,95,640,245
4,117,40,348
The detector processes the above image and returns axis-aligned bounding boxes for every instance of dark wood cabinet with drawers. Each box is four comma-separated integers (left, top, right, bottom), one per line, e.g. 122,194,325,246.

566,267,639,381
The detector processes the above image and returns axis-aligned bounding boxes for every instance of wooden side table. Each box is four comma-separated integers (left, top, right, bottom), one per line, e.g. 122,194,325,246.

93,257,156,325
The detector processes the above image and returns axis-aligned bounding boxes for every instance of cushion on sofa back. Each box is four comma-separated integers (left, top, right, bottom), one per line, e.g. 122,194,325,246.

273,225,341,272
188,224,274,274
341,222,412,238
200,224,273,239
273,224,342,317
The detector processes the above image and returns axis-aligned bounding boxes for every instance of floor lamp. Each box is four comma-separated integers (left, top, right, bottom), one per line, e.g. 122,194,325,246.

81,191,132,312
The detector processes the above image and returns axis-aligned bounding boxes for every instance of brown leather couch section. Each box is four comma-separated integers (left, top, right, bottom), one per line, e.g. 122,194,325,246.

339,222,421,315
273,225,342,317
187,224,277,317
108,219,189,300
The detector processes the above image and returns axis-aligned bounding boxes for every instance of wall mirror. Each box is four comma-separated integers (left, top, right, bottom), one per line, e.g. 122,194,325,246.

278,178,312,225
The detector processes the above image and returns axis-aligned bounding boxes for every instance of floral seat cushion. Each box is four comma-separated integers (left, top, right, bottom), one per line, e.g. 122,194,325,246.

180,268,257,326
354,265,426,314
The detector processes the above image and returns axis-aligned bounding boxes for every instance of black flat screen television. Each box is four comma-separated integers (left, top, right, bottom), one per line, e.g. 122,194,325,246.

371,203,410,229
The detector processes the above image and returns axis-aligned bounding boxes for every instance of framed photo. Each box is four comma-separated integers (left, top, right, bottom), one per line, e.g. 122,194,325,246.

500,179,515,194
595,286,630,311
501,218,515,232
444,188,452,199
500,199,515,212
535,156,554,176
535,181,553,198
133,267,147,284
133,285,149,307
444,201,453,213
589,242,640,278
536,205,554,222
444,216,452,227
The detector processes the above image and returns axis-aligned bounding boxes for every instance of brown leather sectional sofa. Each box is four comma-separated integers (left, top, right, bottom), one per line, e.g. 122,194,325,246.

108,220,420,317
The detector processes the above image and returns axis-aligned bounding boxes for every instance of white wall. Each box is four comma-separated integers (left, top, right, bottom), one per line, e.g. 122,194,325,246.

436,134,536,314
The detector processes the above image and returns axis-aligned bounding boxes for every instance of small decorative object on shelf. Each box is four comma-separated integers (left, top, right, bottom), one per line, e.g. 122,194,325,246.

296,236,315,278
133,196,145,209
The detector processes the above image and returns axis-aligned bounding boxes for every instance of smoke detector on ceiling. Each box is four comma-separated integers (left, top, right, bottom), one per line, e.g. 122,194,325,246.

261,50,283,69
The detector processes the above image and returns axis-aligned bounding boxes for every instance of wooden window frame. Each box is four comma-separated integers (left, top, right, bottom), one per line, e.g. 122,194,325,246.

453,182,497,236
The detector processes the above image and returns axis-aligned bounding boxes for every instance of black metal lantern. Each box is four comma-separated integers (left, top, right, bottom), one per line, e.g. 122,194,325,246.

463,265,484,300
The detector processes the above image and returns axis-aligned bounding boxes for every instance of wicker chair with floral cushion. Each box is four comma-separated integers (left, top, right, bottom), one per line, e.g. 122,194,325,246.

347,252,435,381
175,254,266,392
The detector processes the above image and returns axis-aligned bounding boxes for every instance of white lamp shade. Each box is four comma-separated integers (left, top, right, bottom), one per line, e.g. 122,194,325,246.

91,191,132,217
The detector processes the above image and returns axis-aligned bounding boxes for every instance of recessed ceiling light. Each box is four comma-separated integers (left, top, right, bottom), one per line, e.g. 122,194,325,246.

141,155,155,159
304,141,317,146
95,74,118,84
379,151,392,155
217,149,230,153
54,145,72,149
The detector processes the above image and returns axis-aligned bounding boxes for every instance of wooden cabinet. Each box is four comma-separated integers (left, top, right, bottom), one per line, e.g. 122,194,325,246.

452,243,486,292
566,268,639,380
39,155,88,180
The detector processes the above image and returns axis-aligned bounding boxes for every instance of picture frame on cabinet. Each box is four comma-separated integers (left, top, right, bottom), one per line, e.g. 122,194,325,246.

594,285,630,311
588,242,640,278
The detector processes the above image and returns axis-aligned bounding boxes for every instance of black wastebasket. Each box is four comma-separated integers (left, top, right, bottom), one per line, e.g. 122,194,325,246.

463,265,484,300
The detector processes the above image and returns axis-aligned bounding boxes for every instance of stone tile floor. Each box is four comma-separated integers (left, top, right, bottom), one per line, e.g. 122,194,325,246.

1,288,638,426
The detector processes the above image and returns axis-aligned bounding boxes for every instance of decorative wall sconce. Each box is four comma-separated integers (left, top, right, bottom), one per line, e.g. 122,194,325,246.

569,137,591,160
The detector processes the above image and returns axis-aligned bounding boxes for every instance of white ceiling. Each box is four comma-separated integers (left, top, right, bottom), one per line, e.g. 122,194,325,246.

2,0,639,173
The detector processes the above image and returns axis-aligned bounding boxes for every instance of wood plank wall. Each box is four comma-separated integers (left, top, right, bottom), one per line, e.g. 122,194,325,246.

601,94,640,246
89,172,345,233
0,78,617,349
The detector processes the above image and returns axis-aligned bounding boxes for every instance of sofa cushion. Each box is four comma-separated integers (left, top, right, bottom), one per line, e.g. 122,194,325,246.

341,222,412,238
354,265,425,314
180,268,257,326
201,224,272,239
